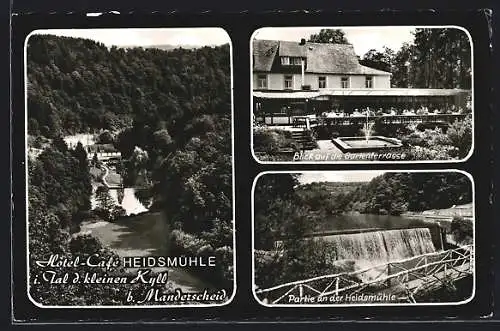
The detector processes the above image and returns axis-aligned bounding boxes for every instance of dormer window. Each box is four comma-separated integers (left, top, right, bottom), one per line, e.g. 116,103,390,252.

281,56,302,66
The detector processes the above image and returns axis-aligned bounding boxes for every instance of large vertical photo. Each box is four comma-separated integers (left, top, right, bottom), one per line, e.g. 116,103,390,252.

253,171,474,305
251,27,473,163
25,28,235,307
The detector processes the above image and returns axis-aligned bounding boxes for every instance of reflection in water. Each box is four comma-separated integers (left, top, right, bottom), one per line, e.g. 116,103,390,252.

80,211,211,292
91,187,148,216
322,213,420,232
110,188,148,216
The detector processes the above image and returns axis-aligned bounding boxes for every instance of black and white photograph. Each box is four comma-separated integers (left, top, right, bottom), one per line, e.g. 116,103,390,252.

251,27,473,163
25,28,235,307
252,171,474,306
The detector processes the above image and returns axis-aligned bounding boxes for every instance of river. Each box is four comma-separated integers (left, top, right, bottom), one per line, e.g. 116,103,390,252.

319,213,424,232
83,188,212,292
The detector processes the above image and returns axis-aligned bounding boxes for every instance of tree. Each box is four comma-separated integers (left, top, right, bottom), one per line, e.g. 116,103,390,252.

254,174,301,250
95,185,116,221
128,146,150,186
97,130,114,144
116,188,125,205
52,135,68,153
153,128,173,153
72,142,88,167
308,29,349,44
359,47,395,73
407,28,471,89
391,42,413,87
28,118,41,136
92,152,99,167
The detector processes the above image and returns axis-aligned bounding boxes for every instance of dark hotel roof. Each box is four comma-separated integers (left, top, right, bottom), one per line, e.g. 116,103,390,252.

253,39,391,76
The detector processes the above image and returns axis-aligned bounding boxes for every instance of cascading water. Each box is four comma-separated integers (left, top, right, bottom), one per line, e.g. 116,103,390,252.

320,228,437,282
383,228,436,261
321,228,436,265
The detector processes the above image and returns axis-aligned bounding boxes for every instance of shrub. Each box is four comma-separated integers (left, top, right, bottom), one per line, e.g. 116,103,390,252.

450,216,473,245
169,229,233,289
446,118,472,158
253,128,299,154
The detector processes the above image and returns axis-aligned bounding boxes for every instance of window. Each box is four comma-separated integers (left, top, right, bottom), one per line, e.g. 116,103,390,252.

318,76,326,89
281,56,290,65
292,57,302,65
257,74,267,89
284,75,293,89
341,77,349,88
365,76,373,88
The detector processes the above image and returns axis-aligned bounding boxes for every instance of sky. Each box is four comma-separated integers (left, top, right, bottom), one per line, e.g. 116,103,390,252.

253,27,416,57
30,28,231,47
298,171,385,185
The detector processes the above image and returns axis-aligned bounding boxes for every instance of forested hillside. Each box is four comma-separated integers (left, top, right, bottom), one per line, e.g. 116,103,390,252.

293,172,472,218
346,172,472,215
27,34,230,136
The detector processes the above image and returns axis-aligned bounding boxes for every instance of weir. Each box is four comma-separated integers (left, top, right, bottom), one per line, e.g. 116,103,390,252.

320,228,437,264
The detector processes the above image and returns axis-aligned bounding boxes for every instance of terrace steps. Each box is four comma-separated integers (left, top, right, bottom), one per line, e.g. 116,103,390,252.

290,130,317,150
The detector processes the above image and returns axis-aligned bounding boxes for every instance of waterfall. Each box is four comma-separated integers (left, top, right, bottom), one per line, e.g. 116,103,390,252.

383,228,436,261
321,228,436,265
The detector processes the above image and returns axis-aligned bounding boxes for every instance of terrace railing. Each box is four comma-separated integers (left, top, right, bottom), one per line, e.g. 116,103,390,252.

319,114,468,126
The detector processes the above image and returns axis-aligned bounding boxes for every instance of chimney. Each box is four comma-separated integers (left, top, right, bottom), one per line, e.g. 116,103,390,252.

299,38,306,45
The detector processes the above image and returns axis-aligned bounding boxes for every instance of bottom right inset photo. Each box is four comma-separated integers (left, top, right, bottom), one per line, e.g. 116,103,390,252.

252,170,474,306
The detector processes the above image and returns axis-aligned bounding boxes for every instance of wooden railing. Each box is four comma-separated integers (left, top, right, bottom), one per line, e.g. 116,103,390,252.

255,245,473,304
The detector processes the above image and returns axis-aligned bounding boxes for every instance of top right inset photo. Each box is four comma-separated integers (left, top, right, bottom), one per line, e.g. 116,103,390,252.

251,26,473,163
